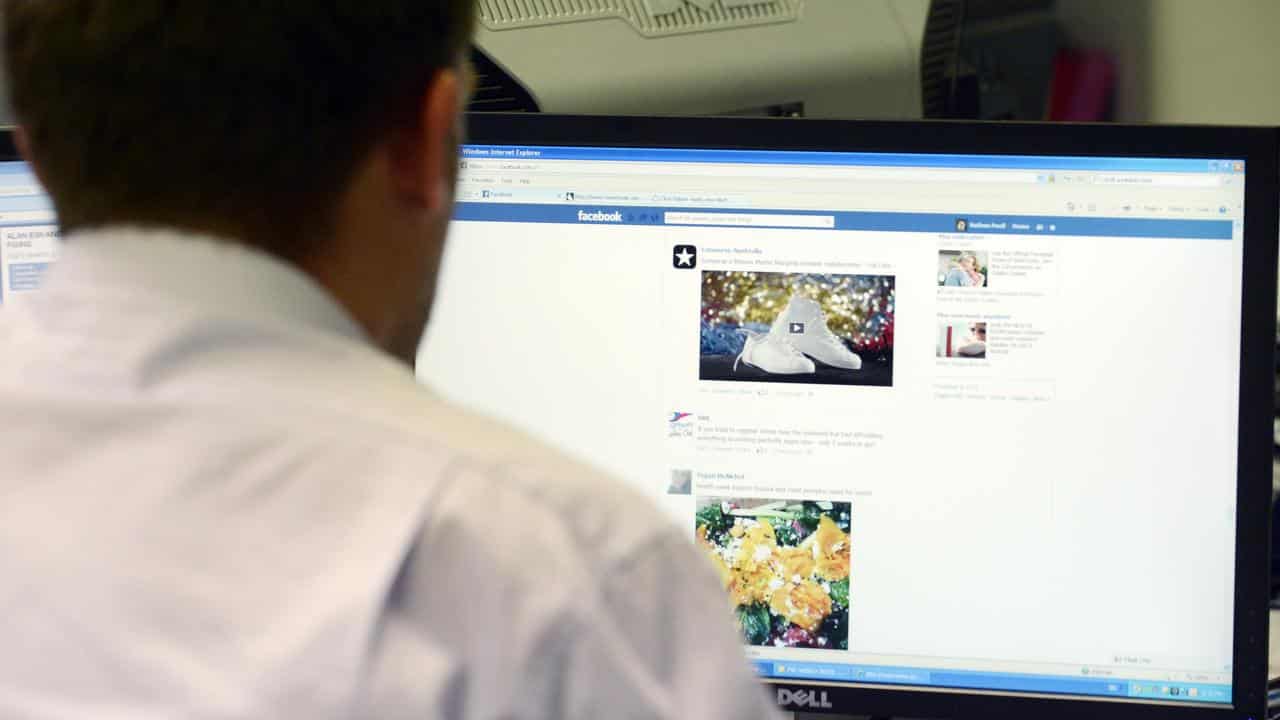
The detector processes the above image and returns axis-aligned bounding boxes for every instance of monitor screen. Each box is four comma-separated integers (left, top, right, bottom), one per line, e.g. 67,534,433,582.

418,133,1251,709
0,161,59,308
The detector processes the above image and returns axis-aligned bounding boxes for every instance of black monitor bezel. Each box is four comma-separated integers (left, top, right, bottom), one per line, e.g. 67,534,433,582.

463,113,1276,720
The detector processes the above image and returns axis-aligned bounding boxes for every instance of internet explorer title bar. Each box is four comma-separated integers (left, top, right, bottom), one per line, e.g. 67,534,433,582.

462,145,1244,175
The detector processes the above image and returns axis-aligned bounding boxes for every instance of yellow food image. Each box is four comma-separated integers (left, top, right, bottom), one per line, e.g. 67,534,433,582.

804,515,850,581
697,508,851,637
776,546,816,581
770,579,833,633
727,519,780,606
698,526,735,589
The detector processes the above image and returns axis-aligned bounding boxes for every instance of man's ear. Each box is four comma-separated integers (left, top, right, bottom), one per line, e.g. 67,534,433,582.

390,69,461,214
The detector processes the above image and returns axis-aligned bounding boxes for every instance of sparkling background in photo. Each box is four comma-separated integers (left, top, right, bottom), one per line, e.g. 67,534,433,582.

700,272,896,360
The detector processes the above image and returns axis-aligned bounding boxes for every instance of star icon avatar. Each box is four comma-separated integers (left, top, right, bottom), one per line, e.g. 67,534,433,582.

673,245,697,269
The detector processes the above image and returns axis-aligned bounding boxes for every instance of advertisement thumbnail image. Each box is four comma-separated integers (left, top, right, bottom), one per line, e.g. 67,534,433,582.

700,271,894,387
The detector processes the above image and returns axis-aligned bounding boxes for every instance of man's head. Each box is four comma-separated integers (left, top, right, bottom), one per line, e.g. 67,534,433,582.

3,1,476,358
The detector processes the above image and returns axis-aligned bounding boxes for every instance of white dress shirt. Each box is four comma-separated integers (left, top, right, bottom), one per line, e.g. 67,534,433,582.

0,228,780,720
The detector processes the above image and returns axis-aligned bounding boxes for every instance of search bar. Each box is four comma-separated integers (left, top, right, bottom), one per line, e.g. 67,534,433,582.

665,212,835,229
1094,174,1221,187
467,159,1043,184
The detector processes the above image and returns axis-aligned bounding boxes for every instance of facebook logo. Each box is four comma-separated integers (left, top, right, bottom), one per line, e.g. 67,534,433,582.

673,245,697,269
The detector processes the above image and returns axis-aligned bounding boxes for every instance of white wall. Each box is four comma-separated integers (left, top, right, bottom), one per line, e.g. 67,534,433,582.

1058,0,1280,125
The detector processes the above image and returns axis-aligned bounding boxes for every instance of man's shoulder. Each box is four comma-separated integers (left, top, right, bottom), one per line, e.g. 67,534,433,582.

292,358,680,572
394,398,678,571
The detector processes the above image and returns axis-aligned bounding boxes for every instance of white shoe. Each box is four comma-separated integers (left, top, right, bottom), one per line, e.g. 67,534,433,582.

734,329,816,375
772,296,863,370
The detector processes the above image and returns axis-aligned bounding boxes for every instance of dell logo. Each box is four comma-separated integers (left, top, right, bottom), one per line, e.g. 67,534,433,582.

776,689,833,710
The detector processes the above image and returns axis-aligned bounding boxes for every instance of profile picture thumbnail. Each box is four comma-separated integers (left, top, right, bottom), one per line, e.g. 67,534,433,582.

668,469,693,495
938,249,988,288
937,321,987,359
699,271,894,387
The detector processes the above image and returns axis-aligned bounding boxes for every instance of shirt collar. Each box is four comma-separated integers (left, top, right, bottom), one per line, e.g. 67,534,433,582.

40,225,367,342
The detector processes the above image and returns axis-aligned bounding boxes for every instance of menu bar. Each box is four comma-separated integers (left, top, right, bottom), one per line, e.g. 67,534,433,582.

454,203,1234,241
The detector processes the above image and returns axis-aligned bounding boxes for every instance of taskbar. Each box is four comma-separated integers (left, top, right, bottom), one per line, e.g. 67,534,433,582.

753,660,1231,705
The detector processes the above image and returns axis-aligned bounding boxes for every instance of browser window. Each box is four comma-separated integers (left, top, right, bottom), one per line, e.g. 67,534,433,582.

0,161,59,309
0,143,1243,706
420,145,1245,705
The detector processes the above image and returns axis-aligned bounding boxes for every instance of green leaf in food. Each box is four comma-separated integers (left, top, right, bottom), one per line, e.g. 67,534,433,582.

830,578,849,610
818,612,848,651
774,523,800,547
696,503,731,545
737,603,771,646
798,501,825,533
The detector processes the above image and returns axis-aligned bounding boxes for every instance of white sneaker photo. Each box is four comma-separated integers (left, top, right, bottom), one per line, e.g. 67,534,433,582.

733,329,816,375
771,295,863,370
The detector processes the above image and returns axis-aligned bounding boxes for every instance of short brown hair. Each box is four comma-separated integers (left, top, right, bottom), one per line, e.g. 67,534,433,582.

3,1,475,259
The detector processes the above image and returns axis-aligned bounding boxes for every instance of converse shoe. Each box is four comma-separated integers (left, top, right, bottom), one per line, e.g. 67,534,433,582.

772,296,863,370
734,329,816,375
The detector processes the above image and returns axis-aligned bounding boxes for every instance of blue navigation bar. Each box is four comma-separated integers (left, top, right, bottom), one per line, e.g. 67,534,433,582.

453,203,1234,241
753,660,1232,706
0,195,55,212
0,161,37,177
462,144,1243,174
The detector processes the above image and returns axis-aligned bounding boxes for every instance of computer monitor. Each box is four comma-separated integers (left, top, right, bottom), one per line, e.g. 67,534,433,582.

418,115,1277,719
0,118,1272,719
0,134,59,308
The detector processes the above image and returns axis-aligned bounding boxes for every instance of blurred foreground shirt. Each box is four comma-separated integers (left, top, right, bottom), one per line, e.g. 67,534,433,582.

0,228,779,720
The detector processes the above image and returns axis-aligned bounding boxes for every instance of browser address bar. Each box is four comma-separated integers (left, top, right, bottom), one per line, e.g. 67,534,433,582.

467,160,1043,183
665,212,835,229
